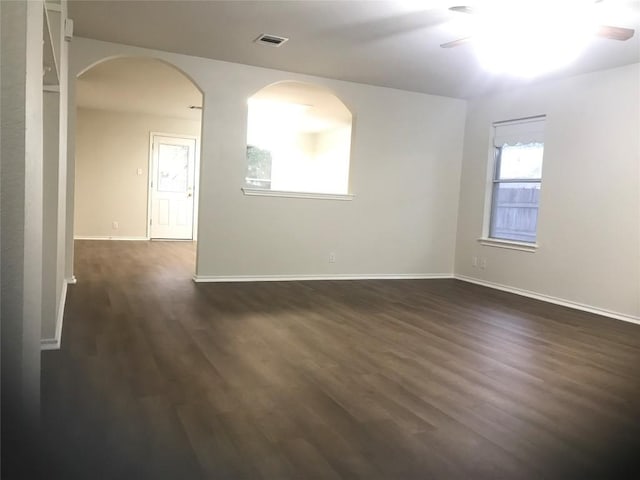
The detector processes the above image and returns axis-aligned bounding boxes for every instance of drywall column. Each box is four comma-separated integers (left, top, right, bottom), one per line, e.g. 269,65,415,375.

41,0,69,348
0,0,45,470
42,91,60,341
57,1,70,327
65,55,76,283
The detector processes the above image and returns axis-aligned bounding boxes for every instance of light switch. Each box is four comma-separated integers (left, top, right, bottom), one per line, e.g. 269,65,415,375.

136,168,143,175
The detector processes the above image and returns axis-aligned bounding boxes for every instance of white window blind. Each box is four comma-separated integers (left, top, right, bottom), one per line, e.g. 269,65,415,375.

493,117,545,147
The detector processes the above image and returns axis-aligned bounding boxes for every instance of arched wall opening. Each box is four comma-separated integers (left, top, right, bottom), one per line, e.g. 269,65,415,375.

71,55,204,276
245,81,354,195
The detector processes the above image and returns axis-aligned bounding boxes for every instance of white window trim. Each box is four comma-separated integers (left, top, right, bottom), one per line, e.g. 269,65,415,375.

481,115,546,248
241,187,354,201
477,237,538,252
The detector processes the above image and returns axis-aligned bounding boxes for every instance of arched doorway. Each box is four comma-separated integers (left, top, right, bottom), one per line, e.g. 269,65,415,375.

73,56,204,275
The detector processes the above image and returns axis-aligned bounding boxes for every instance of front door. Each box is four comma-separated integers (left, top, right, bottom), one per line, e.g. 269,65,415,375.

149,135,196,239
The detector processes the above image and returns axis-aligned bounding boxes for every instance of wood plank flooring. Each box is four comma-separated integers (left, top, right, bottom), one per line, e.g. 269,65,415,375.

39,240,640,479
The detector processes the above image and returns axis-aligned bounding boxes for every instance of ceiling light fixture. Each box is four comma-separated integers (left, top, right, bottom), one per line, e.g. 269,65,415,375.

472,0,597,77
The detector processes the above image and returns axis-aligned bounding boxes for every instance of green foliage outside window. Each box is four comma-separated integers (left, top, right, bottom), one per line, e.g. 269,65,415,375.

245,145,272,188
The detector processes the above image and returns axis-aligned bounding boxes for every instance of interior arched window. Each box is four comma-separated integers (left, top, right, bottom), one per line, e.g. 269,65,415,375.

245,81,352,195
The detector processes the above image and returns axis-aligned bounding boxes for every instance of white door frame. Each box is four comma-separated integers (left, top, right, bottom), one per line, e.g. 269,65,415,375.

147,132,200,240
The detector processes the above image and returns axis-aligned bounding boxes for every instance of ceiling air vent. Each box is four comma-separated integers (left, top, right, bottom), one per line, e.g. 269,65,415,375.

254,34,289,47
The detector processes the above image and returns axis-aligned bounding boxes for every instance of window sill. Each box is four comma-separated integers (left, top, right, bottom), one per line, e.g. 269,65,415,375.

241,187,355,201
477,238,538,252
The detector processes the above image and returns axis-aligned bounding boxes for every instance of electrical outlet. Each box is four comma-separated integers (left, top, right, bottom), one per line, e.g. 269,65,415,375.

480,258,487,269
112,221,119,230
472,256,478,267
328,252,336,263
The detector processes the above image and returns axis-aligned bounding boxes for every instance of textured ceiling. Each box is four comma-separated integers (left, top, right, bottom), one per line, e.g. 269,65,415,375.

69,0,640,98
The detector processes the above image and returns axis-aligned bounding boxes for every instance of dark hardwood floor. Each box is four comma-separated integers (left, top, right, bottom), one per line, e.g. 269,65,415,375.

39,240,640,479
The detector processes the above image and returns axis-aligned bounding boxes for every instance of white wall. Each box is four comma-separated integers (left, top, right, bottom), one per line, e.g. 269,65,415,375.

41,0,70,347
70,38,467,279
56,0,70,338
42,91,60,341
455,63,640,320
313,126,352,194
265,131,316,192
1,0,45,446
74,107,200,238
265,127,351,194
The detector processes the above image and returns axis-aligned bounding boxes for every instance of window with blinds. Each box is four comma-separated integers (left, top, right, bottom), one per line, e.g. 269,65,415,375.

489,116,545,243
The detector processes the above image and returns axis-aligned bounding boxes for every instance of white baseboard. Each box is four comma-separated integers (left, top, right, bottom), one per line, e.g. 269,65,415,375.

193,273,454,283
41,279,70,351
40,338,60,350
74,235,149,241
150,238,194,242
455,274,640,326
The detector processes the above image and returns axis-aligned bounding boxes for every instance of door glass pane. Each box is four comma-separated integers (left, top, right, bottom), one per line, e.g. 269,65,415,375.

497,143,543,180
490,182,540,243
158,144,189,192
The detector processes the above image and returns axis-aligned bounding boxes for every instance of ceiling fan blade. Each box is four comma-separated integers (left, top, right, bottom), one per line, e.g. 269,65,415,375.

440,36,473,48
449,5,476,14
596,25,635,41
449,6,475,15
